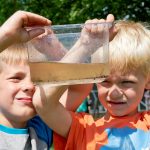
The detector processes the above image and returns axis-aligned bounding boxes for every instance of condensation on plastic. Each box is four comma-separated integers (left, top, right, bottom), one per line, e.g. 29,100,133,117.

28,23,112,85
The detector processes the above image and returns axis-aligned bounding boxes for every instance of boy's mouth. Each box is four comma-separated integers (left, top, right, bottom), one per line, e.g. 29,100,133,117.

16,97,32,103
107,101,126,104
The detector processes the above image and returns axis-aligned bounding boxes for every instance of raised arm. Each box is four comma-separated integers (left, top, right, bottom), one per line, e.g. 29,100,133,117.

0,10,51,52
33,14,116,138
60,83,93,111
33,85,71,137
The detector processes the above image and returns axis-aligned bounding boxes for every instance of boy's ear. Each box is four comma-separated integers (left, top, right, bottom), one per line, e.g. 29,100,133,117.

145,77,150,89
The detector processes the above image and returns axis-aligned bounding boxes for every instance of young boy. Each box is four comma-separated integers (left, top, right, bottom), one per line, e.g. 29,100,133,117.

0,10,54,149
0,44,53,149
33,17,150,149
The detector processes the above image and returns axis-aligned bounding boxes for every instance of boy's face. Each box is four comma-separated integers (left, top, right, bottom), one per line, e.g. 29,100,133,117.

97,70,150,117
0,62,36,128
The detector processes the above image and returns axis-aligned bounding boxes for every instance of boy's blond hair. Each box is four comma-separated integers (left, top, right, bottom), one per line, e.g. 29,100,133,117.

0,43,29,72
109,21,150,76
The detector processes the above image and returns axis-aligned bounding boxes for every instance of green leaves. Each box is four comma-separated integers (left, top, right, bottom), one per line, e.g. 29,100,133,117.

0,0,150,25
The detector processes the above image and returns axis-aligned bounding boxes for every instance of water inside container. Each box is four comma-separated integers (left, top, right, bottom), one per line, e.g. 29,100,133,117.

28,22,112,85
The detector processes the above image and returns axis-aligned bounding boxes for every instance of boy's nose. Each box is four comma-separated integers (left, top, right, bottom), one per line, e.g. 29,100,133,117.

22,80,35,93
108,85,123,100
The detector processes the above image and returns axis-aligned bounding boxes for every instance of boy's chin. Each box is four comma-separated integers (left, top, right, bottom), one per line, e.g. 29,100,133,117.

107,110,136,118
106,111,126,118
17,110,37,122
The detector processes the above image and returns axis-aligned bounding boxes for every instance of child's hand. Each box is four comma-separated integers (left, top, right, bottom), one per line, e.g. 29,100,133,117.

80,14,116,51
31,27,67,61
0,10,51,52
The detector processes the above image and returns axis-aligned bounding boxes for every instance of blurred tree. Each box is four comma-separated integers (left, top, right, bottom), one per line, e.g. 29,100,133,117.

0,0,150,24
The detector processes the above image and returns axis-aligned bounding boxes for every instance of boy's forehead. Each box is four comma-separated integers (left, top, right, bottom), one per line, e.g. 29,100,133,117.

1,62,30,74
108,70,144,80
110,71,130,77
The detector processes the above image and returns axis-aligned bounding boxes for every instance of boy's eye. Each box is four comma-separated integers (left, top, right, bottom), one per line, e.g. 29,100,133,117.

9,76,22,82
122,80,135,84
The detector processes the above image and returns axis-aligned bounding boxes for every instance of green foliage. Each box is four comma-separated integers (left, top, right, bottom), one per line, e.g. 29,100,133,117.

0,0,150,25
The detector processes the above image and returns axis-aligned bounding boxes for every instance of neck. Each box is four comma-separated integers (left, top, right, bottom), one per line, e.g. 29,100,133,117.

0,113,27,128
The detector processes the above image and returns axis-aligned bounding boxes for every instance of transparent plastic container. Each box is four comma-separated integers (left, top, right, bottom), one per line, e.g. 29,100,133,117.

28,22,112,85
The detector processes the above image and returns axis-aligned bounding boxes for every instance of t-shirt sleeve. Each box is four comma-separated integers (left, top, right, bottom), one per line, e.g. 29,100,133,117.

54,112,95,150
28,115,53,148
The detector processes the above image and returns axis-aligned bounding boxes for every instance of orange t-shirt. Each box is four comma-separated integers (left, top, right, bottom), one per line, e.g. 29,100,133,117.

54,111,150,150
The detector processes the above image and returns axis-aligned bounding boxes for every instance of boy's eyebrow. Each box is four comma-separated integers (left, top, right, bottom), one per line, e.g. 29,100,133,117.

7,71,26,77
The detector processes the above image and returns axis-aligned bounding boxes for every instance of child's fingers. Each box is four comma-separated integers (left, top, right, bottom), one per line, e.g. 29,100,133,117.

109,26,118,41
84,19,93,32
27,28,45,41
20,11,51,26
44,26,53,35
106,14,117,41
84,19,106,33
90,19,102,33
106,14,115,23
97,19,106,33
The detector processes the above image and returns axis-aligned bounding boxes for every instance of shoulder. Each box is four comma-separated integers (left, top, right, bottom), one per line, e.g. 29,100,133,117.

70,112,95,126
140,111,150,121
27,115,53,147
140,111,150,119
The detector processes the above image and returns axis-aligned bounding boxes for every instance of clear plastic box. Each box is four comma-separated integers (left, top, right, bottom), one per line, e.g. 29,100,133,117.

28,22,112,85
